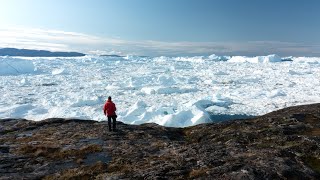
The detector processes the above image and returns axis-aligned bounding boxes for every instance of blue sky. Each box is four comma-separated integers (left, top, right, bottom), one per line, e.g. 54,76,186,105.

0,0,319,56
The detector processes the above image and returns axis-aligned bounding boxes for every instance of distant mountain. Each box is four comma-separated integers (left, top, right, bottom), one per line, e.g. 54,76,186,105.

0,48,85,57
100,54,150,58
100,54,124,57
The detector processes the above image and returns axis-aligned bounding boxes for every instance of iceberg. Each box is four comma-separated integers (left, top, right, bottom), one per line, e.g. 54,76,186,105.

1,54,320,128
228,54,282,63
0,57,36,75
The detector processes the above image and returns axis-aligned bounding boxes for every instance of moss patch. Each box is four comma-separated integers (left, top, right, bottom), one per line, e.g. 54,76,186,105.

304,156,320,174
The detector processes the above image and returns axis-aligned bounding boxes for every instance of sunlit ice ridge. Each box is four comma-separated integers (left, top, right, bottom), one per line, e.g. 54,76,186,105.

1,54,320,127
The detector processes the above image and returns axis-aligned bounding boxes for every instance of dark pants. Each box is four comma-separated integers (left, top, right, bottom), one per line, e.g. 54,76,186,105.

107,115,117,131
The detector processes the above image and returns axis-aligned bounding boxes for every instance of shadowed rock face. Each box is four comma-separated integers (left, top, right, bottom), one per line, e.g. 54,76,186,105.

1,104,320,179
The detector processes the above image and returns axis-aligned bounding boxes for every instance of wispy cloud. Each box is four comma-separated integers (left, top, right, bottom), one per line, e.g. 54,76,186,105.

0,27,319,56
0,27,120,52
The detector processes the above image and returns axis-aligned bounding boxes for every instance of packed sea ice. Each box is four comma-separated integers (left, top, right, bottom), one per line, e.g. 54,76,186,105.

0,54,320,127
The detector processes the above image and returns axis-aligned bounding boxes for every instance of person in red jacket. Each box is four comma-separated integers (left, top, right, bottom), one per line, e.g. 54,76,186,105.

103,96,117,131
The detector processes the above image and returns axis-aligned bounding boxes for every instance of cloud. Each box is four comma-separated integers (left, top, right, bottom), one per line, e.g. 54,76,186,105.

0,27,319,56
0,27,119,52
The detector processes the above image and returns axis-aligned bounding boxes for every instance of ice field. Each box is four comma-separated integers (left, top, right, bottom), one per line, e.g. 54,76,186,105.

1,54,320,127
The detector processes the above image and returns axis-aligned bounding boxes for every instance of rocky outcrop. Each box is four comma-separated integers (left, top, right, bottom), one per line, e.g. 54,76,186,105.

1,104,320,179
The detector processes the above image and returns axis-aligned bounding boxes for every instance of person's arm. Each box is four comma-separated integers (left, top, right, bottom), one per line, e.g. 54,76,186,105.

103,103,107,115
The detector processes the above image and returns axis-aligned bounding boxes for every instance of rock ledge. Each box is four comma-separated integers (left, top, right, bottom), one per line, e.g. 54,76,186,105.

1,104,320,179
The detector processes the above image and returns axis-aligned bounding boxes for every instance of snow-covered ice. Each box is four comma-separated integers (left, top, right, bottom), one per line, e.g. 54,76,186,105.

0,55,320,127
0,57,36,75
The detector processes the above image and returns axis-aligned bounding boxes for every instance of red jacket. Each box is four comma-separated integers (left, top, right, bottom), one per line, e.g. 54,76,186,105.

103,100,117,116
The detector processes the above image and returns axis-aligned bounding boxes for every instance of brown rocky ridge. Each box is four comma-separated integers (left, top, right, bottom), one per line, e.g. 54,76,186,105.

1,103,320,179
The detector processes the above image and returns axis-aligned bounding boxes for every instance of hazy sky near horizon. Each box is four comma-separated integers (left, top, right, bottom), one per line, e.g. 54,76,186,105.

0,0,319,56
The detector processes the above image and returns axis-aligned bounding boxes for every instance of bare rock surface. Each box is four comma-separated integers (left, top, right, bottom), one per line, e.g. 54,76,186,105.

1,104,320,179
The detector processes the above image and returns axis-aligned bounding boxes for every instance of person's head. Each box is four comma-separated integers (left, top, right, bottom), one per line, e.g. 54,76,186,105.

108,96,112,101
